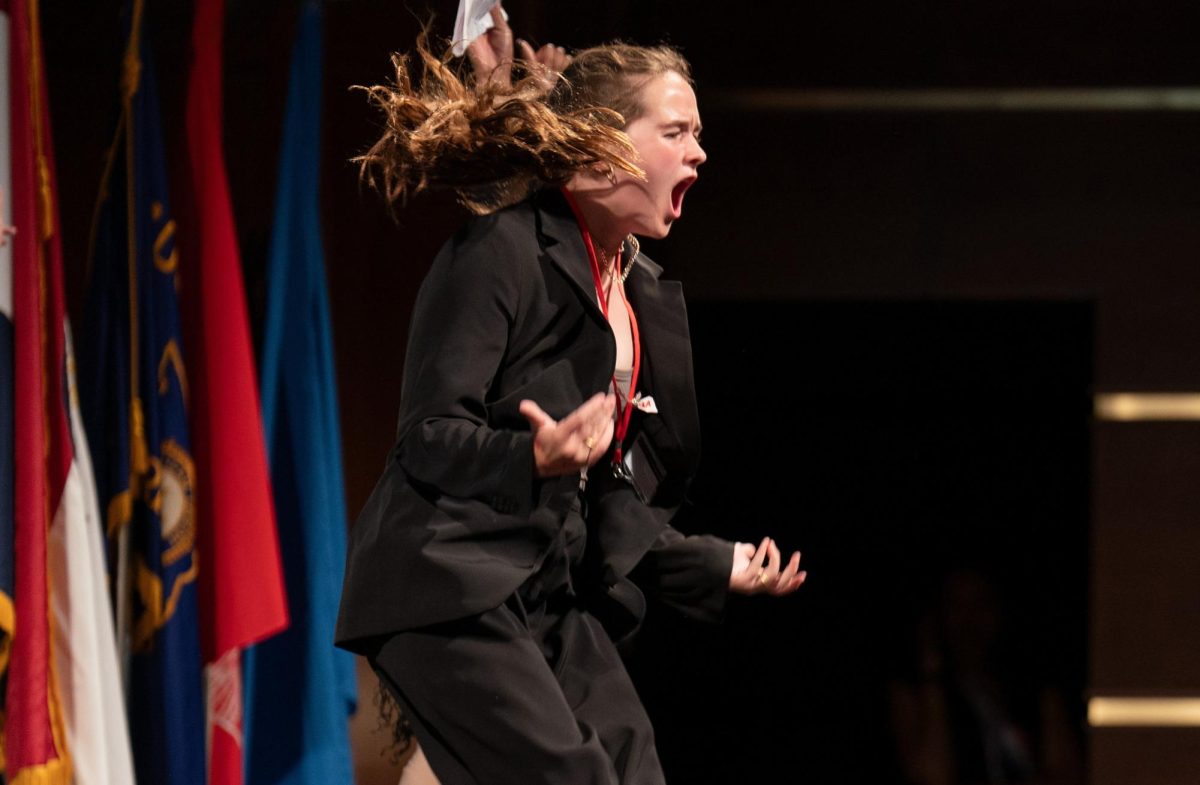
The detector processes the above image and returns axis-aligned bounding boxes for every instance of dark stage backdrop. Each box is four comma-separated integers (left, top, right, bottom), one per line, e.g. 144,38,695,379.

627,301,1091,784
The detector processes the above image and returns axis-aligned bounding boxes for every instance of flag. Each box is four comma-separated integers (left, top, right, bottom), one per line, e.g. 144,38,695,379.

181,0,289,782
0,2,18,756
243,3,357,782
79,1,204,783
0,0,20,771
6,0,135,782
4,1,70,771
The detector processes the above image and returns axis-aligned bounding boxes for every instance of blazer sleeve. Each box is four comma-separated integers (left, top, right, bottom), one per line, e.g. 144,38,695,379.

588,473,733,627
633,524,734,624
390,218,539,515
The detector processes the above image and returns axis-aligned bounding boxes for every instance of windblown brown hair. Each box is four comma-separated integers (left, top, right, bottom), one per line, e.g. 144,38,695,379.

355,35,693,213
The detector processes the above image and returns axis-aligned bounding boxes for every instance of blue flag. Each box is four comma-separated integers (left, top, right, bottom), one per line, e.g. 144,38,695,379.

79,6,206,785
243,3,357,783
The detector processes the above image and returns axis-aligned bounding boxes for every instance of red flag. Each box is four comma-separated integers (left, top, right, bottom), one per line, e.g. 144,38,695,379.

181,0,289,782
5,0,72,779
5,2,136,783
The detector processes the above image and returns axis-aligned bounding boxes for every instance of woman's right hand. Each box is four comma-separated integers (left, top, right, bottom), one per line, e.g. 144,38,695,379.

516,40,571,92
519,392,616,477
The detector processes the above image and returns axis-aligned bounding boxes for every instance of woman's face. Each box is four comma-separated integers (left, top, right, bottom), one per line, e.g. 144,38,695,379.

574,70,707,244
618,71,707,238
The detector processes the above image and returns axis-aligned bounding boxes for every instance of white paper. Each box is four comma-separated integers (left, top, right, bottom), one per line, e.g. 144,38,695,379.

452,0,508,57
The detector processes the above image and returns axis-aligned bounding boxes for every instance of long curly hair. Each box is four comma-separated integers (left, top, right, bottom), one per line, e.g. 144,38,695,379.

355,35,693,213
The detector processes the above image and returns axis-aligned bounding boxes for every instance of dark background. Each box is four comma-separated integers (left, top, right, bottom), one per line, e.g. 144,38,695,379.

43,2,1200,783
631,301,1090,782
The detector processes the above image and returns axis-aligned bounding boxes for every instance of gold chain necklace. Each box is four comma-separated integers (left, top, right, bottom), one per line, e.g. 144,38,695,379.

597,235,640,287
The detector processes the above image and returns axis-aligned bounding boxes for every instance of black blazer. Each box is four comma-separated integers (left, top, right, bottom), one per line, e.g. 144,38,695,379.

335,190,730,654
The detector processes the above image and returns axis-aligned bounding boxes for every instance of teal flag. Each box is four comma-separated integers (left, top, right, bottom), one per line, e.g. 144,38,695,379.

243,3,357,783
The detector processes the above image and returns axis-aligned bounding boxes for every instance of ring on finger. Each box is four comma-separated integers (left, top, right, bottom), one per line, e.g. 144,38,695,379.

583,435,597,450
758,570,772,586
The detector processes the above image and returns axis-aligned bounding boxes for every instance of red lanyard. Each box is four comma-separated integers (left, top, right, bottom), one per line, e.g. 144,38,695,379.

560,187,642,470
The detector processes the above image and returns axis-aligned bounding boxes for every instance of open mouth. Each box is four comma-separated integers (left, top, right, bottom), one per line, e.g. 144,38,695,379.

670,176,697,218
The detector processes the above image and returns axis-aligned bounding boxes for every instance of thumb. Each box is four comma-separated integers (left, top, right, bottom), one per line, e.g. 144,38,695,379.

519,399,555,431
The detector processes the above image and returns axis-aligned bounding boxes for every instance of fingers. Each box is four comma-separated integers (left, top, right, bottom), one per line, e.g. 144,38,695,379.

764,548,806,596
741,536,766,592
515,38,537,64
727,538,771,595
518,399,555,431
488,3,507,30
584,417,615,467
758,537,782,589
743,539,809,596
559,393,615,441
771,551,802,595
777,551,801,583
466,35,488,66
533,43,570,72
728,538,811,596
515,39,570,92
572,391,617,421
750,536,769,571
547,45,571,72
523,394,618,476
569,393,615,466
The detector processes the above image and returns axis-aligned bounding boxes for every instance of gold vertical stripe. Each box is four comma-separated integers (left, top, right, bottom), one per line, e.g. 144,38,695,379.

1094,393,1200,421
124,0,146,478
1089,697,1200,727
26,0,50,241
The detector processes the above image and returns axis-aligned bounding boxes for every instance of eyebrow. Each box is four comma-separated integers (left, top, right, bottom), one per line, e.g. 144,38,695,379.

663,119,702,133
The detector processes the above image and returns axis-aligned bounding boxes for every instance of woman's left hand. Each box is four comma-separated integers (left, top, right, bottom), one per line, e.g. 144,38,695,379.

729,537,806,596
467,4,515,87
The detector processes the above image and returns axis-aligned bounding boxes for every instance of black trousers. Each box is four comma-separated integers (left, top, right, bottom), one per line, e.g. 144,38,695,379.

370,592,664,785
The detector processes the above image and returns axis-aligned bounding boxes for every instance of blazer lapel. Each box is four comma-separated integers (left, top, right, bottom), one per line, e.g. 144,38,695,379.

625,257,702,476
534,190,700,474
533,190,607,324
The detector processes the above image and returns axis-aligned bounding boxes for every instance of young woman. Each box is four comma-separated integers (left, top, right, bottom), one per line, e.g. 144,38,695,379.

336,12,806,784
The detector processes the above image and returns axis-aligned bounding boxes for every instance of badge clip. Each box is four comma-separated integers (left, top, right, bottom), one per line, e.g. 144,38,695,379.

631,394,658,414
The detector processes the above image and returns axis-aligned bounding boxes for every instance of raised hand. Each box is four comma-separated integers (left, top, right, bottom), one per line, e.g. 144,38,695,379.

729,537,806,596
466,3,572,92
466,4,514,87
519,392,616,477
516,39,572,91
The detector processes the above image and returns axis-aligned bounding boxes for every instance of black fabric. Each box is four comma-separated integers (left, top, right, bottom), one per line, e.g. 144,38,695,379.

336,190,718,650
370,502,664,785
337,189,736,781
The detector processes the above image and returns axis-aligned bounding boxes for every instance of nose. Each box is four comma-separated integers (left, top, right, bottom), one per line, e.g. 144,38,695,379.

687,135,707,167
